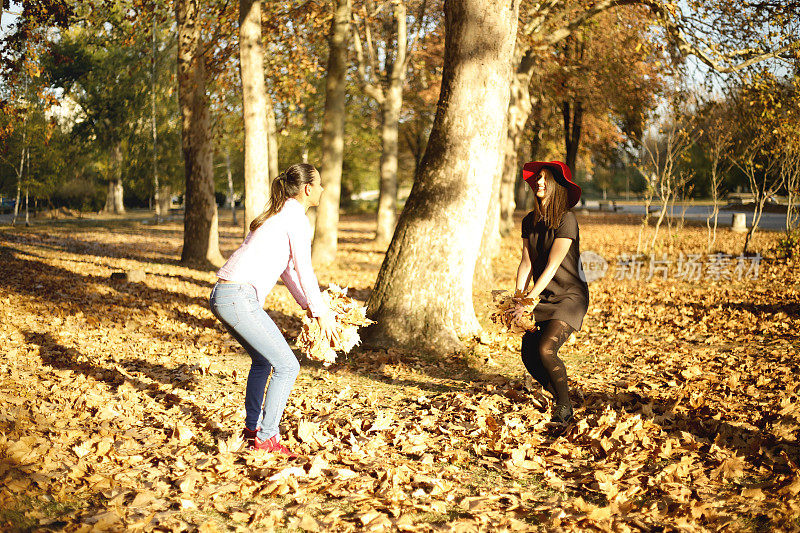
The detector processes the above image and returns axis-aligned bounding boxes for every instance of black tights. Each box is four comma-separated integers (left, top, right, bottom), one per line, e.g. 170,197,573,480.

521,320,574,407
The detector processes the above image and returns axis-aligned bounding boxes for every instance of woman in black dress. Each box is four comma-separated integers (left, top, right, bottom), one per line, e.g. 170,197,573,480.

513,161,589,424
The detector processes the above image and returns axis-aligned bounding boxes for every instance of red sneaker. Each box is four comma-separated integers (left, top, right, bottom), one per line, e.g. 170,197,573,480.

253,434,299,458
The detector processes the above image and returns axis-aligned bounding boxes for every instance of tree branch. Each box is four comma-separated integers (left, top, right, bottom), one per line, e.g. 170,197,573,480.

403,0,426,72
390,0,407,87
362,6,381,79
351,8,385,103
521,0,798,77
521,0,561,37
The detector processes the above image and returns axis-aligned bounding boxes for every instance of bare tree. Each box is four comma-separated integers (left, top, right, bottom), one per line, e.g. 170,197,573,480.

782,142,800,233
730,135,783,254
638,119,696,254
703,107,732,252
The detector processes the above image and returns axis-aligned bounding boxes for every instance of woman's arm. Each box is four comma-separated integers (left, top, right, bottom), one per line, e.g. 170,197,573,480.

280,260,310,309
516,238,533,293
525,237,572,299
285,215,325,317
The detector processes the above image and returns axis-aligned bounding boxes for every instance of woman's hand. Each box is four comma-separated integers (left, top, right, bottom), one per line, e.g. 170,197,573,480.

511,294,535,320
316,311,340,346
510,289,538,323
511,303,527,321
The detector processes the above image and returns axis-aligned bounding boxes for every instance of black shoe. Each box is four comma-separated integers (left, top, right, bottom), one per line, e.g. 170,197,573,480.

551,403,574,424
242,427,258,449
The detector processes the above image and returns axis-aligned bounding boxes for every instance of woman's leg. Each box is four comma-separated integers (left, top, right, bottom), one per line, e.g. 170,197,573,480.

535,319,574,409
210,284,299,440
521,329,554,395
245,311,299,442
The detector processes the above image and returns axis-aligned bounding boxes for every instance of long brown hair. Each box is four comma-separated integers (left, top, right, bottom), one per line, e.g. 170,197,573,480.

250,163,317,232
530,167,569,230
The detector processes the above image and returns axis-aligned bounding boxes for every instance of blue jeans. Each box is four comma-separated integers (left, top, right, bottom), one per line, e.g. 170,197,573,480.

209,282,300,441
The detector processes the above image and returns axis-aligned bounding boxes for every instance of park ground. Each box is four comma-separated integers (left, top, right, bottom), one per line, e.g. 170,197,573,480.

0,210,798,531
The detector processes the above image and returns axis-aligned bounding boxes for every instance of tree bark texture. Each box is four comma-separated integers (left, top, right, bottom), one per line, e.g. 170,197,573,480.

562,99,583,173
177,0,223,266
374,1,408,248
239,0,271,232
104,180,125,214
157,185,172,216
474,158,503,288
515,107,543,212
152,11,161,222
375,74,404,248
365,0,519,353
312,0,349,265
104,143,125,214
266,96,279,182
498,49,537,236
12,142,24,226
226,147,237,225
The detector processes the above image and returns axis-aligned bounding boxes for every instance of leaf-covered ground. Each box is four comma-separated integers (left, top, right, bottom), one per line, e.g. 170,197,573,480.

0,211,798,532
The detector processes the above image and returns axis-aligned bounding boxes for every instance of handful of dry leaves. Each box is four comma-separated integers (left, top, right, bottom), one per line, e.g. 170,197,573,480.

490,289,539,333
296,284,374,366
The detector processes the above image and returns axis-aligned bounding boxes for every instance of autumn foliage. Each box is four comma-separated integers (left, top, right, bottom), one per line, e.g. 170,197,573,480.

490,290,538,334
0,212,798,530
296,284,374,366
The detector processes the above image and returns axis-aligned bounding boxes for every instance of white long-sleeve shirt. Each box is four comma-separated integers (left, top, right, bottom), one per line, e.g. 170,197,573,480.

216,198,325,317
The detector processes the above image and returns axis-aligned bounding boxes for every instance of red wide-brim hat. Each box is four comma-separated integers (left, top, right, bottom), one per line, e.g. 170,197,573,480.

522,161,581,209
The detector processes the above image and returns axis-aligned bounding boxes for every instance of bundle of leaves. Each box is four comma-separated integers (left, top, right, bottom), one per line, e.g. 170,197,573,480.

296,284,374,365
490,289,538,333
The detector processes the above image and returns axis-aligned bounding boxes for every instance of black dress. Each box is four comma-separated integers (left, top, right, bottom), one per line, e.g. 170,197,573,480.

521,210,589,331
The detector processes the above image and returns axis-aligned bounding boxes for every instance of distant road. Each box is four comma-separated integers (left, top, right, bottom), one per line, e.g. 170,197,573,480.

582,201,792,232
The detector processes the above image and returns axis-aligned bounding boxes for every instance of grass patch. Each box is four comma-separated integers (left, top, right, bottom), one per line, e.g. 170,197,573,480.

0,495,81,533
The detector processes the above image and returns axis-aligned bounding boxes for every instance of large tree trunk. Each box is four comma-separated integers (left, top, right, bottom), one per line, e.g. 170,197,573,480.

374,1,408,248
365,0,519,353
103,143,125,214
239,0,271,232
158,185,172,216
104,180,125,214
474,160,503,288
498,48,537,236
312,0,349,265
177,0,223,266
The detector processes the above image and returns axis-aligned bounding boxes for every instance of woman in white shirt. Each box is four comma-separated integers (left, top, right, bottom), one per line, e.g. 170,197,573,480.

210,163,337,457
